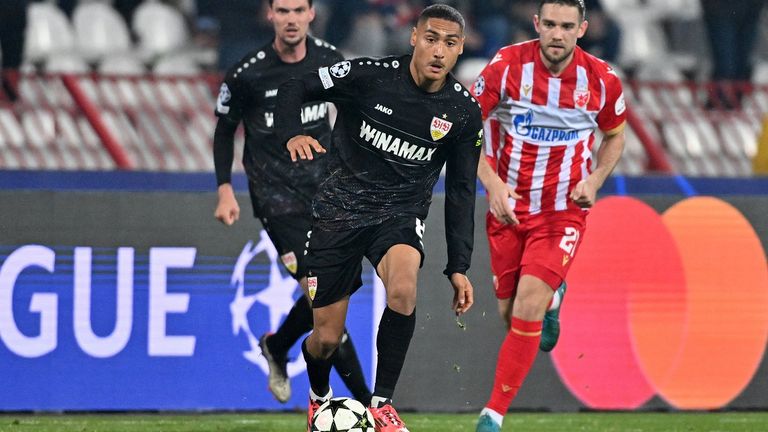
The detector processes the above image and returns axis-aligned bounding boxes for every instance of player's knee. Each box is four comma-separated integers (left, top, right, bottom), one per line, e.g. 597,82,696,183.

386,297,416,315
312,321,344,358
386,274,416,315
385,282,417,315
512,295,548,320
313,328,343,358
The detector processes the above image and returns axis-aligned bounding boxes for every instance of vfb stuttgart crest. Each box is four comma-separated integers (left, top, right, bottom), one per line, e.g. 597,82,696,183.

430,117,453,141
229,230,305,376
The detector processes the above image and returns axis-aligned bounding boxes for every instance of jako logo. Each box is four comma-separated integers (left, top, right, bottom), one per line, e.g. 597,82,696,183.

553,196,768,410
374,104,392,115
229,230,306,377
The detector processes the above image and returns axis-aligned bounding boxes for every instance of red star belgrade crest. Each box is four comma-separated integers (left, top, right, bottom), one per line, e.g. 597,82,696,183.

574,89,590,108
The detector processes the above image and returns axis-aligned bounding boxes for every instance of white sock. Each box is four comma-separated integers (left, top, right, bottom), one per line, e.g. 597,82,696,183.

370,395,391,408
480,407,504,427
548,289,562,312
309,387,332,402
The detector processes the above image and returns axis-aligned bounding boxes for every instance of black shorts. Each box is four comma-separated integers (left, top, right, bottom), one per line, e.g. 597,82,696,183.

258,213,312,280
306,215,427,308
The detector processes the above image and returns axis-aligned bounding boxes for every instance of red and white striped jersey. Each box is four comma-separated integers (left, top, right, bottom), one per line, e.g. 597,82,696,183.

471,40,626,216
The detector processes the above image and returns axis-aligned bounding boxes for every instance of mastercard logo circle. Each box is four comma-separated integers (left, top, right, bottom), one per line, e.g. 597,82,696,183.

551,196,768,410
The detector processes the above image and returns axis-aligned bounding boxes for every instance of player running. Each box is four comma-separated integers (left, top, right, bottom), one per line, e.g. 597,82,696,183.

213,0,371,407
275,4,483,431
471,1,626,430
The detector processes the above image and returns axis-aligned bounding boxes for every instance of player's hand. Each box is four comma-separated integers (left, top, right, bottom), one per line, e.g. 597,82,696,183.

449,273,474,316
487,176,521,225
570,178,597,208
287,135,326,162
214,183,240,226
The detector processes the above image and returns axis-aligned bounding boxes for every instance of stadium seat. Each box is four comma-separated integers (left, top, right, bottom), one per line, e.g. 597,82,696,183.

23,2,77,64
16,75,73,109
730,117,759,159
599,0,642,16
644,0,701,19
612,7,670,69
96,79,127,109
635,62,684,83
44,53,90,74
132,0,190,61
72,2,133,63
22,109,56,150
99,54,146,76
636,86,666,120
55,109,82,149
0,108,25,149
752,61,768,85
678,121,703,158
744,87,768,114
152,54,201,76
692,114,720,156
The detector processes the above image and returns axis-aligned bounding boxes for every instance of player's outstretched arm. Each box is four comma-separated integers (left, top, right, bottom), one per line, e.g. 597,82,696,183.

286,135,326,162
449,273,474,315
214,183,240,225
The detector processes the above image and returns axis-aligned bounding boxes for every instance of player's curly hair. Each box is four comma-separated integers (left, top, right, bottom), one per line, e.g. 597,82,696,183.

417,4,465,33
538,0,586,20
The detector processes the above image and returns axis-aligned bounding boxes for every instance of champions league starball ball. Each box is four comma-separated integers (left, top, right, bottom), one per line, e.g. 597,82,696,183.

310,397,375,432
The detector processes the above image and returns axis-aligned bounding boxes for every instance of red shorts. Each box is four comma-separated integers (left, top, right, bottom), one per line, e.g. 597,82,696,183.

486,209,587,299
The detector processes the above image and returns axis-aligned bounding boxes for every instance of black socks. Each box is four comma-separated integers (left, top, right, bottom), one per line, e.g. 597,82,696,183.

373,306,415,400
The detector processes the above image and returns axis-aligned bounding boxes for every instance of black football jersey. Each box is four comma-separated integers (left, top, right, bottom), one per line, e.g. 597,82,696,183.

214,36,343,217
276,55,483,276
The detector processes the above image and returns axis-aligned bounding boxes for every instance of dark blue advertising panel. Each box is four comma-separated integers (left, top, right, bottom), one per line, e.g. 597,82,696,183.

0,191,384,411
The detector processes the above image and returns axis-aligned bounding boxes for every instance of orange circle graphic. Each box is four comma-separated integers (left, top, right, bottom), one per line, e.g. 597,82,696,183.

552,196,768,410
654,197,768,409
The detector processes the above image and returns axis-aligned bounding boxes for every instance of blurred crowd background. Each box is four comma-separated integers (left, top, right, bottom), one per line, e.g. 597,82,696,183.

1,0,767,177
2,0,768,86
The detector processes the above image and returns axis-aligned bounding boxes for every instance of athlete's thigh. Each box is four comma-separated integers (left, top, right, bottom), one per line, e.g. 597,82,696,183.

486,212,525,299
365,215,425,275
376,244,420,291
306,225,369,308
259,213,312,280
520,209,587,290
367,217,423,313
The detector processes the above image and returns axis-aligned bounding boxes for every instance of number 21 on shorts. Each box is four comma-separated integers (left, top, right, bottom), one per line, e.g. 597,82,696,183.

559,227,580,258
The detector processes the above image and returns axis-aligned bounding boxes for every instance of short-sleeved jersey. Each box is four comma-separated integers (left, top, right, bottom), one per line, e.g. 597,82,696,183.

472,40,626,217
276,55,484,276
215,36,343,217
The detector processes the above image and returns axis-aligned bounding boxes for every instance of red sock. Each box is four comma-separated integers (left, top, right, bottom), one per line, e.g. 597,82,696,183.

486,317,542,414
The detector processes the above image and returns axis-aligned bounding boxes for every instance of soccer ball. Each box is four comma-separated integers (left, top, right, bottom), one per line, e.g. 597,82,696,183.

311,397,375,432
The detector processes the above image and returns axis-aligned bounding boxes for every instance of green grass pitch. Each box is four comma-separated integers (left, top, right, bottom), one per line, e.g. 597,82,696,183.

2,412,768,431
